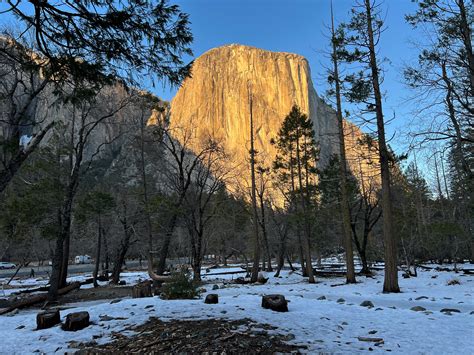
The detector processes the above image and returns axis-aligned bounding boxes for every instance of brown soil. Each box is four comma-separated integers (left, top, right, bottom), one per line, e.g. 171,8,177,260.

74,317,304,354
58,285,133,304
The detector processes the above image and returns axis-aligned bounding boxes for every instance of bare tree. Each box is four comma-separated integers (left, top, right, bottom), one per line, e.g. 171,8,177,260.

181,140,229,281
48,86,133,300
148,115,229,275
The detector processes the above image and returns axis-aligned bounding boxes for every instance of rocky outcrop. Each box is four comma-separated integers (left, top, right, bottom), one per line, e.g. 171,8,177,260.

168,44,379,196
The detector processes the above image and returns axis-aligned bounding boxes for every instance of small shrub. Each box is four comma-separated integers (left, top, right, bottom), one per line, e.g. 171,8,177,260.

447,278,461,286
160,270,199,300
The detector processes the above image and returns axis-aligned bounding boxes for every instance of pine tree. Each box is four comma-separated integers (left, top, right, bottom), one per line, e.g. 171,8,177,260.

338,0,400,292
273,105,319,283
327,2,356,283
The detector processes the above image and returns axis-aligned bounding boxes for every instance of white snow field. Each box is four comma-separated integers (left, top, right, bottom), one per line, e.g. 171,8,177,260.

0,266,473,354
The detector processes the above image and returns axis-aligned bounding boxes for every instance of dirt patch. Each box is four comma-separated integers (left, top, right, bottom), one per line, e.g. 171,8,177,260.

74,317,304,354
58,285,133,304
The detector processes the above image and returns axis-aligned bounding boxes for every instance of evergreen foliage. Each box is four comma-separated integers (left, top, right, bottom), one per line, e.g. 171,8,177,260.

160,270,199,300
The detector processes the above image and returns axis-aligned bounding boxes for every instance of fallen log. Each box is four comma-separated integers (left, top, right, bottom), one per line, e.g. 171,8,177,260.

202,270,246,277
0,282,81,315
357,336,384,343
16,277,91,295
313,270,348,277
19,285,50,294
147,253,172,282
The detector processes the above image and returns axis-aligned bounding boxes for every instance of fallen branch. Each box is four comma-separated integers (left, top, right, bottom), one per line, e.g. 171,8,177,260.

147,253,172,282
202,270,246,277
19,285,50,294
357,337,384,343
7,261,30,285
0,282,81,315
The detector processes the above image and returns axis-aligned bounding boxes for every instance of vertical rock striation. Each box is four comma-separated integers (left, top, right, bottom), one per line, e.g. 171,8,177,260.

168,44,378,196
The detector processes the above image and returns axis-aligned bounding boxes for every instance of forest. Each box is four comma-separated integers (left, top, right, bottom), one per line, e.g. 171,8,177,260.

0,1,472,354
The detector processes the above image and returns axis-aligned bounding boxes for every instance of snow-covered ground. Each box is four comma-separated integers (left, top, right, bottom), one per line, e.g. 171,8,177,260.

0,266,472,354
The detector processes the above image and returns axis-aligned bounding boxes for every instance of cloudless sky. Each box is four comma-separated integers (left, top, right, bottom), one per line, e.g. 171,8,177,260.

153,0,422,155
0,0,423,154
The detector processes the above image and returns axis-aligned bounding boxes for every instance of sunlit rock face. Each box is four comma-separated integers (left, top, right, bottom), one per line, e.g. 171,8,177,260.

168,44,379,198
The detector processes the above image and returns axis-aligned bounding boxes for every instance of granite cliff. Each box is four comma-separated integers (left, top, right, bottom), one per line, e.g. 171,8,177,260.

166,44,379,196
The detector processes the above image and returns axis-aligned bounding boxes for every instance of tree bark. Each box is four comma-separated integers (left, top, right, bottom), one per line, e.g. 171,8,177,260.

111,213,133,284
93,215,102,287
458,0,474,96
156,212,179,275
249,92,261,283
258,191,272,271
330,3,356,283
295,126,315,283
364,0,399,293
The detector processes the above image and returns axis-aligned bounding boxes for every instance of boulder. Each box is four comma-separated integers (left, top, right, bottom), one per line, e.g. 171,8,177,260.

317,296,326,300
62,311,90,331
440,308,460,313
36,310,60,330
212,284,219,290
337,298,345,303
360,300,374,308
204,294,219,304
261,294,288,312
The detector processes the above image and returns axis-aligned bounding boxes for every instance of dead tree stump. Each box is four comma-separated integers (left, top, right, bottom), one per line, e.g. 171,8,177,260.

261,294,288,312
132,281,152,298
36,310,60,330
257,272,269,284
62,311,90,331
205,294,219,304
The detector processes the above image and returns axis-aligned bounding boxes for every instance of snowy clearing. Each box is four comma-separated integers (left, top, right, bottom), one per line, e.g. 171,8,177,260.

0,266,473,354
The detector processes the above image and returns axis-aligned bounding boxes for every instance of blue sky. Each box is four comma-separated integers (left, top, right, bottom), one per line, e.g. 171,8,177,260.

0,0,422,155
153,0,422,154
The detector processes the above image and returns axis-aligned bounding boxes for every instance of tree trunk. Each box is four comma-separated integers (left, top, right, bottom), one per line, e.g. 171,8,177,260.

93,215,102,288
111,216,133,284
192,258,202,282
296,230,307,276
458,0,474,96
156,213,178,275
48,235,65,300
330,3,356,283
295,127,315,284
364,0,399,293
274,231,287,277
103,229,109,274
258,191,272,271
249,92,261,283
59,232,70,289
286,254,296,271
